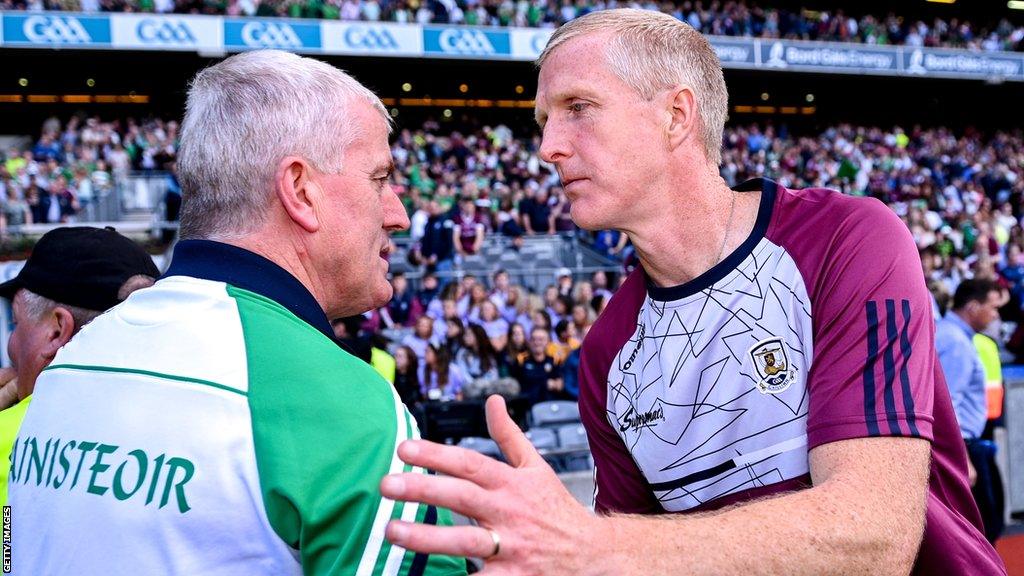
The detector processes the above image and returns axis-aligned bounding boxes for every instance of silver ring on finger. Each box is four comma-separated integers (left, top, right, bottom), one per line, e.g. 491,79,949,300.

483,528,501,559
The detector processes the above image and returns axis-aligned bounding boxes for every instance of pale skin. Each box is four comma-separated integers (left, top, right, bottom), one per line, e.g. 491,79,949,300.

227,102,409,319
381,31,931,575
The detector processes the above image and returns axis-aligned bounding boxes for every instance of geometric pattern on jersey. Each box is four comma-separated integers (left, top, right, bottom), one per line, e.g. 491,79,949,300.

607,238,814,511
8,275,465,576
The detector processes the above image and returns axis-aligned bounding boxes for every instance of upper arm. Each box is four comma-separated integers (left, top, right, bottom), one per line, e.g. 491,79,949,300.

804,199,937,448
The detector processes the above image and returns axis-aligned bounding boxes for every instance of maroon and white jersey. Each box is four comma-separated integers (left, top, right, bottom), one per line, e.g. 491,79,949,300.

579,179,1003,574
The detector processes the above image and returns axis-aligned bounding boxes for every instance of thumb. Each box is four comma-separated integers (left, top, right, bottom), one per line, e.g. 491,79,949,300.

485,395,543,468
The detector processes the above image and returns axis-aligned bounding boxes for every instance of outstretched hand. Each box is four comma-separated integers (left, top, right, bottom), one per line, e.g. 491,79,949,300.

380,395,600,575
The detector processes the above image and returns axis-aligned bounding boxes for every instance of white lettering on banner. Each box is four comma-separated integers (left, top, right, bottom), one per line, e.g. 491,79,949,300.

24,16,91,44
715,46,751,62
344,26,399,50
438,29,494,54
922,53,1020,76
137,20,196,44
240,22,301,48
783,46,893,69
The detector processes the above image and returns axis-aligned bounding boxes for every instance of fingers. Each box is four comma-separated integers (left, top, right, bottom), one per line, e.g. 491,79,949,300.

380,473,491,520
386,520,499,559
486,395,543,468
395,439,508,489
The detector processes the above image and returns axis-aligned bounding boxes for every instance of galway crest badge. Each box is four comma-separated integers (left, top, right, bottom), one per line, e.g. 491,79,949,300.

748,337,797,394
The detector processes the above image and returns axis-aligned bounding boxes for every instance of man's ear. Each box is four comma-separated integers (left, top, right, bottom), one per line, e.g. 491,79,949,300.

44,306,77,361
666,85,699,151
275,156,321,233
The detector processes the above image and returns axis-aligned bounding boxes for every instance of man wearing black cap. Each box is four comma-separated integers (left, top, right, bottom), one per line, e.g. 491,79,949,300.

0,226,159,507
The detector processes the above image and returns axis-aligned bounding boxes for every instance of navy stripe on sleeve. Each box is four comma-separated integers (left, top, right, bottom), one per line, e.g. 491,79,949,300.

898,299,920,437
863,301,881,436
882,299,904,435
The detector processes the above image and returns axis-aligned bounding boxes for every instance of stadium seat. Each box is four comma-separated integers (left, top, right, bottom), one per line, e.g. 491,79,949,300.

525,427,558,451
456,436,502,460
530,400,581,429
556,423,589,449
556,424,592,472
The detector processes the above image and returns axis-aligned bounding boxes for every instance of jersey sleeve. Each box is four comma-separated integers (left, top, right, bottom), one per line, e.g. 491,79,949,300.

799,198,937,449
231,287,466,576
577,271,661,515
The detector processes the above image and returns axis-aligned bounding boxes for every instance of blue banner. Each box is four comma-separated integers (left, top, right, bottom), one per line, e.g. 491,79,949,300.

0,12,1021,81
423,26,510,58
3,13,110,45
223,18,320,51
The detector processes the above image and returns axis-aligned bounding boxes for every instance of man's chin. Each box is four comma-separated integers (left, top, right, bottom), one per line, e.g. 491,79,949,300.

371,284,395,309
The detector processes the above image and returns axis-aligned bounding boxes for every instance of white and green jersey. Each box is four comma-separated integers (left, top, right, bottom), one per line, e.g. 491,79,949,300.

8,240,465,576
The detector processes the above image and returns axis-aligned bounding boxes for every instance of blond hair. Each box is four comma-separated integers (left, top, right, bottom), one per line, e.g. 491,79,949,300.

539,9,728,165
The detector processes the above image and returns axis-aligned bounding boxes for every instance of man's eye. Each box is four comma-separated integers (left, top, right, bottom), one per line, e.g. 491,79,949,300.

569,102,588,113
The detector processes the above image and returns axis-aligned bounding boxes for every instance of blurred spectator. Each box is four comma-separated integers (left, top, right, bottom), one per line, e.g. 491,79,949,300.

402,314,439,367
503,321,529,373
386,272,418,327
452,195,488,256
511,326,564,406
935,278,1007,542
478,299,509,352
419,344,465,402
454,324,500,382
393,345,423,410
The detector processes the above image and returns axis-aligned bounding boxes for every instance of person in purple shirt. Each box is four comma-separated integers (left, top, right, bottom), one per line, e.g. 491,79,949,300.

377,9,1005,575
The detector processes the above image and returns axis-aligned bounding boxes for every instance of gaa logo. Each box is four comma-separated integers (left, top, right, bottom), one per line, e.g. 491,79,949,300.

241,22,302,49
23,15,92,44
343,26,399,50
438,29,495,55
137,20,196,44
530,32,548,54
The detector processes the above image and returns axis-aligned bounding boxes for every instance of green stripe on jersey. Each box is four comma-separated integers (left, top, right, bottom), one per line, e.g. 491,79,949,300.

44,364,246,397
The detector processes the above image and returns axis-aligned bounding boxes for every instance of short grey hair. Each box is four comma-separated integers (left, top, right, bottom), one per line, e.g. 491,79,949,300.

177,50,391,240
538,9,728,166
18,276,155,336
19,290,103,336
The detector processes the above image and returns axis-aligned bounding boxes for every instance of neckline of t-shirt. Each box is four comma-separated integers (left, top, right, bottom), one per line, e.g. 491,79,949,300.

646,178,778,302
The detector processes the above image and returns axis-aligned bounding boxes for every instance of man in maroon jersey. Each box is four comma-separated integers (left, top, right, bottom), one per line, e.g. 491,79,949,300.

378,9,1005,575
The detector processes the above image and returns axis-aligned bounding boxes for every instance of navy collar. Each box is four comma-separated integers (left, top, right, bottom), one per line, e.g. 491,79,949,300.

163,239,335,342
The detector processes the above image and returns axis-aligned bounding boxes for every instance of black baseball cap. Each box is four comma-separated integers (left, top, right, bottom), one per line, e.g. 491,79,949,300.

0,226,160,312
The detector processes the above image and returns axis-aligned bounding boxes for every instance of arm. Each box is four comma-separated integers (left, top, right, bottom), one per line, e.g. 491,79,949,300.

381,398,928,576
473,224,485,254
597,437,928,575
0,369,19,410
453,226,466,256
611,232,629,255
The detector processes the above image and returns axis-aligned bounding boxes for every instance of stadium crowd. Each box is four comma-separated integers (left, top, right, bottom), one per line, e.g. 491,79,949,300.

2,0,1023,52
3,115,1024,413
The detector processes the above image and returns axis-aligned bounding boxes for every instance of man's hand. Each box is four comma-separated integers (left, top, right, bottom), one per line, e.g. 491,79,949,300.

0,368,19,410
967,457,977,487
381,395,598,575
